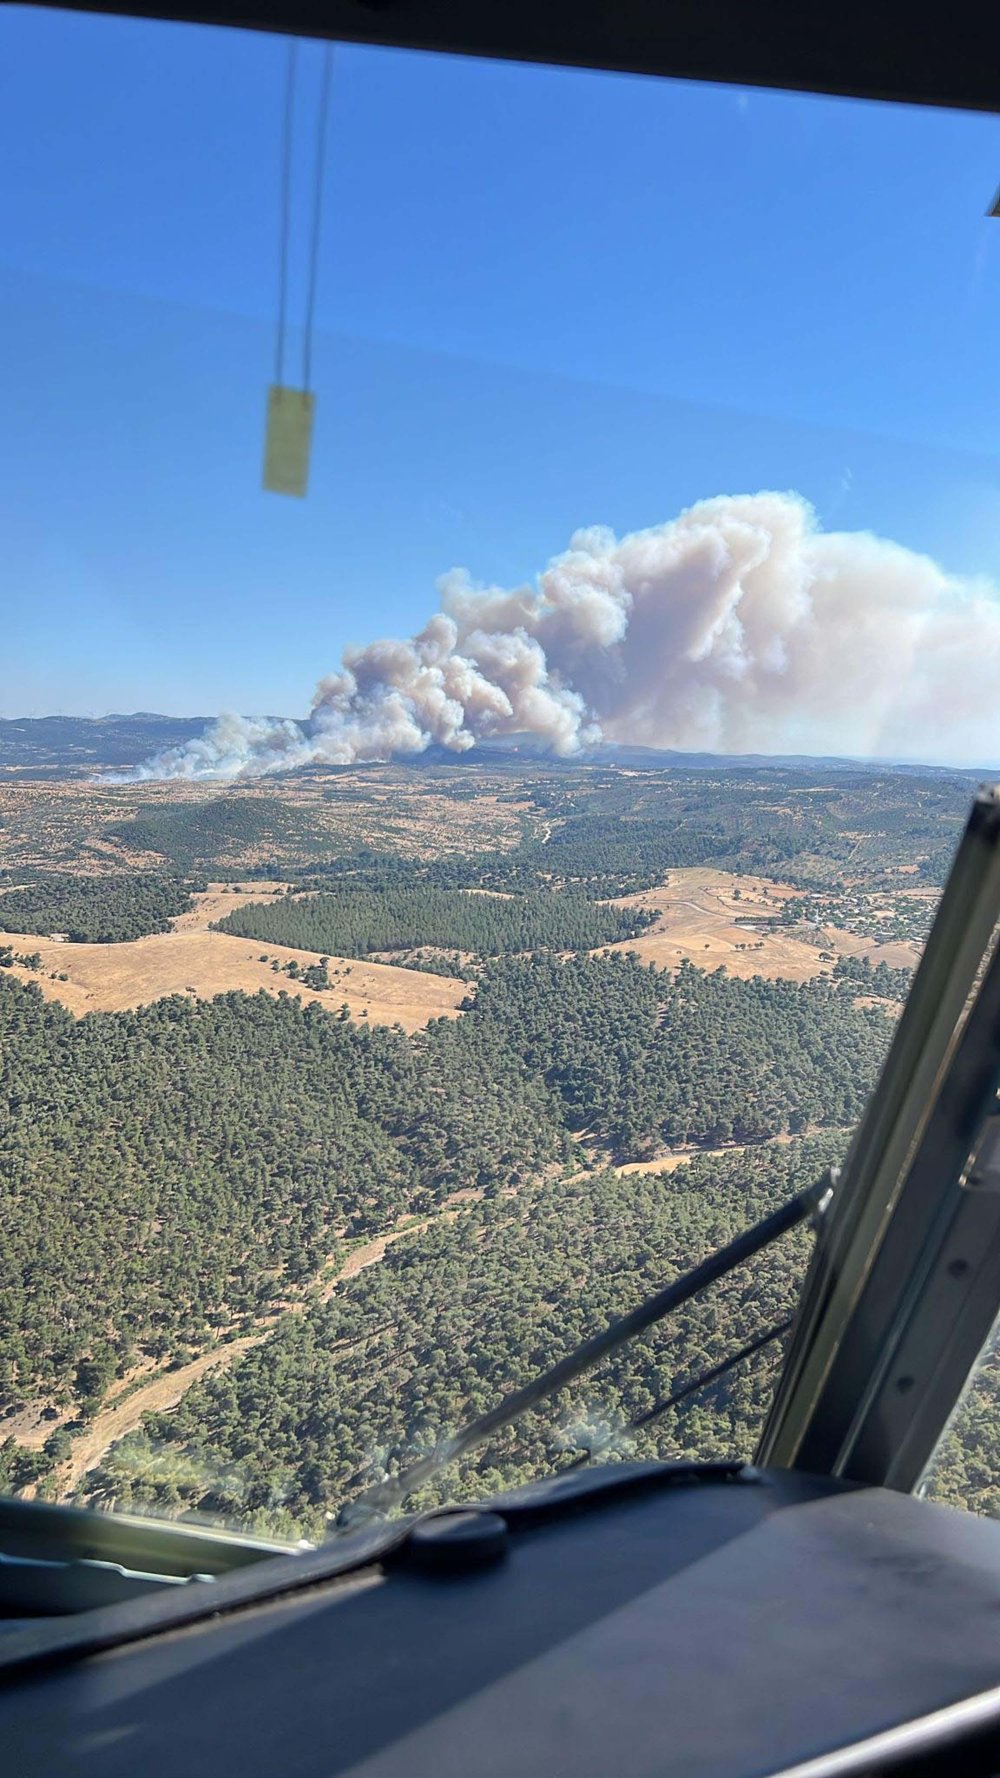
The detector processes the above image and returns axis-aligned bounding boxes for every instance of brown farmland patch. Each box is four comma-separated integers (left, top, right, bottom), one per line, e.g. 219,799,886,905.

815,928,923,972
601,868,924,981
0,926,468,1031
0,769,531,878
168,880,293,932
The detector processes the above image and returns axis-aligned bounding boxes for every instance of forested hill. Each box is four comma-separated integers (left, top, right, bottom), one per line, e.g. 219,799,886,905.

0,953,891,1452
0,874,201,942
0,754,977,890
0,713,214,775
1,752,981,1528
214,885,657,961
466,956,889,1151
89,1140,841,1538
0,974,564,1425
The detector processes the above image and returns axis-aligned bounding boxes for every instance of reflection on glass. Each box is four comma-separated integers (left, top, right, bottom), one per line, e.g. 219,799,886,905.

922,1317,1000,1519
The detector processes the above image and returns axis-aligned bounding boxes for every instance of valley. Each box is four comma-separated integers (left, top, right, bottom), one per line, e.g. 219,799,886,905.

0,735,985,1532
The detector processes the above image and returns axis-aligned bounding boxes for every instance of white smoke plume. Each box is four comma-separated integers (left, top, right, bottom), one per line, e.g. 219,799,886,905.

128,491,1000,780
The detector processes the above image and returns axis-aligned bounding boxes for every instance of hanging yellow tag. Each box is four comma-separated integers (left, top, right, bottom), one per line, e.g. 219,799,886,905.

263,385,315,497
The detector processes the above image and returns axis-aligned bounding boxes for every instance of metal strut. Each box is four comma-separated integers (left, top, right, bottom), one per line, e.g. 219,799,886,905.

339,1172,832,1526
562,1315,796,1472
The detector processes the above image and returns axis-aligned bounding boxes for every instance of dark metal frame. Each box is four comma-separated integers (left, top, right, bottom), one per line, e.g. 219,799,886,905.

758,789,1000,1489
18,0,1000,116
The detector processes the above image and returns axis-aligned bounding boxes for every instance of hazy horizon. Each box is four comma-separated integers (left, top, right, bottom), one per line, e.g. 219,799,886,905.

1,707,994,778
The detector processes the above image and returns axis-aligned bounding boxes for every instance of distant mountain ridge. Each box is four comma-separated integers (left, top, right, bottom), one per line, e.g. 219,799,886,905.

0,713,991,780
0,713,217,773
417,732,991,779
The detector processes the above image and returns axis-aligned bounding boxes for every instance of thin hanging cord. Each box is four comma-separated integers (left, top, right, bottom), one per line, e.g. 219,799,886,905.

275,40,298,387
302,42,334,392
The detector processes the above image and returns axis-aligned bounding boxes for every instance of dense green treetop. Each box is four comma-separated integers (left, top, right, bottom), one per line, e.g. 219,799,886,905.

0,874,201,942
88,1140,841,1539
0,975,563,1409
214,885,656,959
0,952,893,1417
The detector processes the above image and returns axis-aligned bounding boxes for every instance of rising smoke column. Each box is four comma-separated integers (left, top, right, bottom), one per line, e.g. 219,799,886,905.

126,490,1000,780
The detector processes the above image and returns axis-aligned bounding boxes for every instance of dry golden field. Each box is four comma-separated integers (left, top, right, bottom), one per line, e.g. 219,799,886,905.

0,882,467,1029
602,868,926,980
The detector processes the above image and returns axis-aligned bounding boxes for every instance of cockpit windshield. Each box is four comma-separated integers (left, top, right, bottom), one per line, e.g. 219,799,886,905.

2,3,1000,1547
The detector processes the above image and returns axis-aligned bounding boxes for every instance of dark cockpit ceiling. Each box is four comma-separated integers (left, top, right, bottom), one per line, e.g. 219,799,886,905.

19,0,1000,118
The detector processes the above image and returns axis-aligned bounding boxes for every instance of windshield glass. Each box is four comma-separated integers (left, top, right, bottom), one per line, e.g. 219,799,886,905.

2,5,999,1545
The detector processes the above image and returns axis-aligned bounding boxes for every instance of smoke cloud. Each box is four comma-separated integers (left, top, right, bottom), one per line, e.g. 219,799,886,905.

128,491,1000,779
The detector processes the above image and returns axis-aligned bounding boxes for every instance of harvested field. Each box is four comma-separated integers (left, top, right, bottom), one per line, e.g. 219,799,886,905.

817,927,925,971
168,880,292,930
0,925,467,1030
0,878,468,1028
0,769,531,875
602,868,924,980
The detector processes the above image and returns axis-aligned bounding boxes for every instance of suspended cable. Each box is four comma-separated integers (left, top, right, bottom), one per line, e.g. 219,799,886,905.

274,39,298,388
265,39,332,496
302,42,334,392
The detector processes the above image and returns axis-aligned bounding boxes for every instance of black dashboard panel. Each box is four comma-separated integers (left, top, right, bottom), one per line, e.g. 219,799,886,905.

5,1468,1000,1778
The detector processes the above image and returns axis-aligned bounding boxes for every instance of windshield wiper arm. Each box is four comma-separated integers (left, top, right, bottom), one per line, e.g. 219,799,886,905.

338,1172,832,1527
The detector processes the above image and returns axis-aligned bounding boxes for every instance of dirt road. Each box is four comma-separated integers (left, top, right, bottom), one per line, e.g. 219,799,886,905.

57,1196,481,1499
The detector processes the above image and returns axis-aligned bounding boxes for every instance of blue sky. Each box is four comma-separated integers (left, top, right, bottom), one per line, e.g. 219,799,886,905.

2,4,1000,721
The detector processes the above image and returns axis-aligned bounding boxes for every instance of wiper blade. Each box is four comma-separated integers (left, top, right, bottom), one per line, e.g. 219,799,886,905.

338,1174,832,1527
